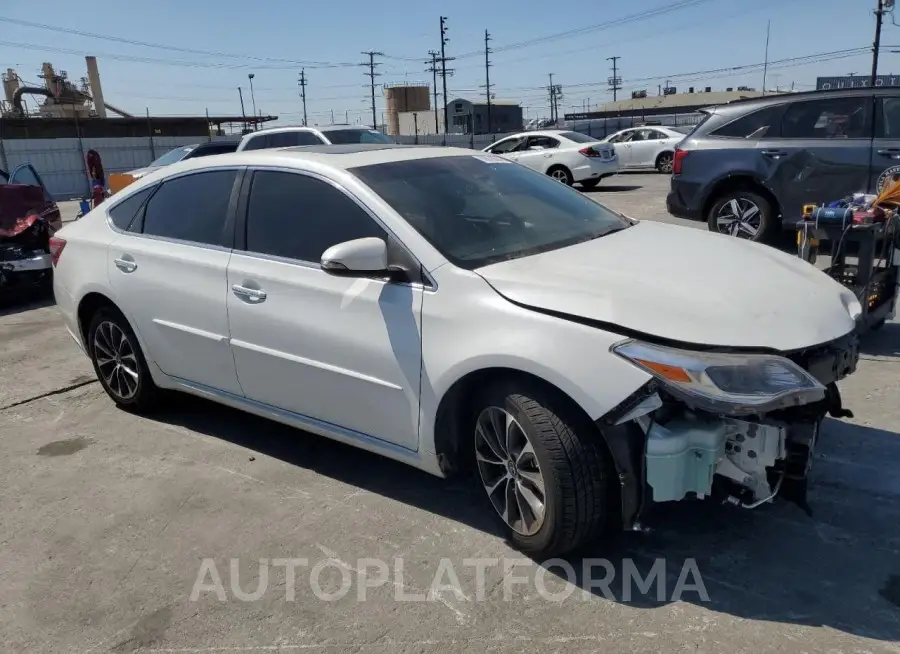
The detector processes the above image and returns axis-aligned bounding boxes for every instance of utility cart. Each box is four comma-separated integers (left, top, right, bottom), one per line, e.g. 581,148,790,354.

795,215,899,333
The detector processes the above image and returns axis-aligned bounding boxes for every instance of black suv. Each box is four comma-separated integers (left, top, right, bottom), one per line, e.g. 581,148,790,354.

667,88,900,241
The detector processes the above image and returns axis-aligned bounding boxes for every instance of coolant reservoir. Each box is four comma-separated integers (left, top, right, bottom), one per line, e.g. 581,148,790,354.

645,420,728,502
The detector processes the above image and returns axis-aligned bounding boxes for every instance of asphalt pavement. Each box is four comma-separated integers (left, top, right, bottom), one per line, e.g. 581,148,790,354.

1,173,898,653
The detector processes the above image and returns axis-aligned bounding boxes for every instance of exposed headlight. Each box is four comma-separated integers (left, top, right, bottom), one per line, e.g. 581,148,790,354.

611,340,826,415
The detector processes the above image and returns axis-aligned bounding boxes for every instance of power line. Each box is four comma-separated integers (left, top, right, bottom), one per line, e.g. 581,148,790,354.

360,51,383,129
298,69,308,126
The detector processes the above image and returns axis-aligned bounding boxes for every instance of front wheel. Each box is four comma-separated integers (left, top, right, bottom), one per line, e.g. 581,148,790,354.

472,381,611,558
707,190,775,242
547,166,574,186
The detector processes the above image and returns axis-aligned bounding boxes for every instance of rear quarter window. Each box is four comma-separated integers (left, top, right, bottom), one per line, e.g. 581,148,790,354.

710,105,783,138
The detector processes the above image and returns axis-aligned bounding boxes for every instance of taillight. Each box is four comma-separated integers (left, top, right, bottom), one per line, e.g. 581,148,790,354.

673,148,689,174
579,146,601,157
49,236,66,267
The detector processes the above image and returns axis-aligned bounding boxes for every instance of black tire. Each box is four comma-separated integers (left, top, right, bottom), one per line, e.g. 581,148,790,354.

87,307,161,412
547,165,574,186
472,379,611,558
707,189,775,242
580,178,601,190
655,151,674,174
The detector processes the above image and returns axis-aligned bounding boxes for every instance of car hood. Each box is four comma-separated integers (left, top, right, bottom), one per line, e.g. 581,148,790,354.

476,221,859,351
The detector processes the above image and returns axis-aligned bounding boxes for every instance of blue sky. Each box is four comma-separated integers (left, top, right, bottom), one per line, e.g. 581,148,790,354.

0,0,892,128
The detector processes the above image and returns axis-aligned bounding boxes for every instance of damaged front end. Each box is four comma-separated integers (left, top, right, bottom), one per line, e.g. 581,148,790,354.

0,183,58,291
601,333,859,529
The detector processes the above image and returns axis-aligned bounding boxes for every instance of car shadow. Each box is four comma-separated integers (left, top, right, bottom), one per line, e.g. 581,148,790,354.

0,289,55,317
859,321,900,358
584,184,643,193
148,398,900,643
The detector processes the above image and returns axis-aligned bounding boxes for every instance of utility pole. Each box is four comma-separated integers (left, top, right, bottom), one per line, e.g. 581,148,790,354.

872,0,887,86
548,73,555,123
426,51,441,133
238,87,246,126
440,16,454,135
484,29,493,134
361,51,383,129
607,56,622,102
298,69,308,126
762,21,771,96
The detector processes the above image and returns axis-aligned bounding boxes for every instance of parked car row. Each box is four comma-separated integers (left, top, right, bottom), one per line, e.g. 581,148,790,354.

52,143,862,558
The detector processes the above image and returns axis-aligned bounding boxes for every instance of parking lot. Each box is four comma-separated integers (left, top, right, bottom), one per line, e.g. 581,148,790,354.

1,172,899,653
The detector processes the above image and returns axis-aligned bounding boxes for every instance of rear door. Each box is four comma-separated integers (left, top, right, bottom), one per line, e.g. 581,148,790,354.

755,94,872,218
107,168,243,394
871,94,900,194
608,129,636,166
9,163,61,231
515,135,561,173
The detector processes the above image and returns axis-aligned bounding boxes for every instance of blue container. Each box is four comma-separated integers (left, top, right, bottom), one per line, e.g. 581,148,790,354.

79,199,91,215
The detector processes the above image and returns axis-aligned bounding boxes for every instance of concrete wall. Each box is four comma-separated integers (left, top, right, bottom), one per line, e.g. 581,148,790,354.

0,135,235,200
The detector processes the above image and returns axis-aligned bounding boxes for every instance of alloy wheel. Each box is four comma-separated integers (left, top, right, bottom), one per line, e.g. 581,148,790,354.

715,198,761,238
550,169,569,184
658,154,673,173
474,406,547,536
93,321,140,400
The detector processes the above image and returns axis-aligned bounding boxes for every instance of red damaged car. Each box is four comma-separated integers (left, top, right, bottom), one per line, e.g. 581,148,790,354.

0,164,62,291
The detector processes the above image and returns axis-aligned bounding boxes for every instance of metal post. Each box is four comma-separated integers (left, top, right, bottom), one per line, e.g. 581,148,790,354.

248,74,257,130
485,29,492,134
762,21,771,95
206,108,211,141
0,115,8,172
872,0,885,86
238,86,247,128
440,17,450,136
413,112,419,144
146,108,156,160
74,109,89,195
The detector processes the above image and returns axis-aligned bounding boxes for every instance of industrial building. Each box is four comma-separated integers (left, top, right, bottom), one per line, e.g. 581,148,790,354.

446,97,523,135
1,56,275,139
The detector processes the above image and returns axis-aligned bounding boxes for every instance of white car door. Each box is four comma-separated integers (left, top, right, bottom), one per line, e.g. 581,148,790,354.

514,135,562,173
627,129,659,167
609,130,636,166
485,136,526,164
106,168,243,394
225,169,424,450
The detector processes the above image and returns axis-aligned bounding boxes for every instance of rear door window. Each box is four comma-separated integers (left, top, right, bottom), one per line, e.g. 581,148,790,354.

141,170,237,245
525,136,560,150
242,135,271,151
108,186,155,231
711,105,784,139
876,97,900,138
268,131,323,147
779,96,870,139
490,137,525,154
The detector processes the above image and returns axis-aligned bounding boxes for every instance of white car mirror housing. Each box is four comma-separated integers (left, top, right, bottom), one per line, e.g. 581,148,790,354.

321,237,389,275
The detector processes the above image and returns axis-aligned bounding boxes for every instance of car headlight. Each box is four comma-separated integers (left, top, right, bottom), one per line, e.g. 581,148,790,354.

611,339,826,415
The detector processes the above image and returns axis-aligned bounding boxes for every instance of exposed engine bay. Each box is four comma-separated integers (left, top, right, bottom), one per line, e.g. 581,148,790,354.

0,173,61,290
604,332,859,524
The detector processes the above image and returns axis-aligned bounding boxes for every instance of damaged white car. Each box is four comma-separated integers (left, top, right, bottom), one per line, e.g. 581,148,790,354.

52,145,861,558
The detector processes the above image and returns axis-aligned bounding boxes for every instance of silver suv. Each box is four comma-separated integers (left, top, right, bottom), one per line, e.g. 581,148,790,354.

236,125,395,151
667,88,897,241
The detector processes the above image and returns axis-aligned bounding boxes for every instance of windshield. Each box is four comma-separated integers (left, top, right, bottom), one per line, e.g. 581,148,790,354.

559,131,598,143
324,129,394,145
148,145,196,168
351,155,629,269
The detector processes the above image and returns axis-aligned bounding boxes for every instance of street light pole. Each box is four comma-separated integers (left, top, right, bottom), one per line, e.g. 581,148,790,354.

248,73,258,129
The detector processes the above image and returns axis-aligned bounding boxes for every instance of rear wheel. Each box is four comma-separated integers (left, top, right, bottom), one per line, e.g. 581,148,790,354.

580,179,601,190
88,308,161,412
547,165,574,186
472,380,611,558
707,189,775,242
656,152,674,174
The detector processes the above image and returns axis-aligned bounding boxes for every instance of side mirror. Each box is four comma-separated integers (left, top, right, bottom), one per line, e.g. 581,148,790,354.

320,237,407,281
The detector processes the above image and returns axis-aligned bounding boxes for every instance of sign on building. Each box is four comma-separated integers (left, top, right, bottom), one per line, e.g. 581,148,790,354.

816,75,900,90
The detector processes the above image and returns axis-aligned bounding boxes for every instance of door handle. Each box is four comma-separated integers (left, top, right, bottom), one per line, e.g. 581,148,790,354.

232,284,267,302
877,148,900,159
761,149,787,159
113,258,137,273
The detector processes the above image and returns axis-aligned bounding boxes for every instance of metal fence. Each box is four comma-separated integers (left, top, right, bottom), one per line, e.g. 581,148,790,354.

1,110,703,201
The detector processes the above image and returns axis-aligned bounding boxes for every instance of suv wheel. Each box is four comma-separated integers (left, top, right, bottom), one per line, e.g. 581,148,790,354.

88,308,160,412
472,380,610,558
708,190,774,241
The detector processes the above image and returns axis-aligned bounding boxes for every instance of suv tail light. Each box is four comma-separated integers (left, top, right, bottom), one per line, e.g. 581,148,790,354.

579,146,602,157
673,148,689,174
49,236,66,267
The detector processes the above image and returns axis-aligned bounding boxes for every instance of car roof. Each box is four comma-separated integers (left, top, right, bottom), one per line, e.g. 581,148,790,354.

504,129,574,139
241,124,372,137
134,144,473,178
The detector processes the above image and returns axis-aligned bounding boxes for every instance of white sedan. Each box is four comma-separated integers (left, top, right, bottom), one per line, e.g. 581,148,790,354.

603,126,687,173
52,144,861,558
482,129,618,189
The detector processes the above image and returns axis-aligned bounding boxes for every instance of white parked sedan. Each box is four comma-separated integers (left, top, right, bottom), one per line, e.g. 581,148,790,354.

603,126,687,173
482,130,618,189
52,144,862,557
